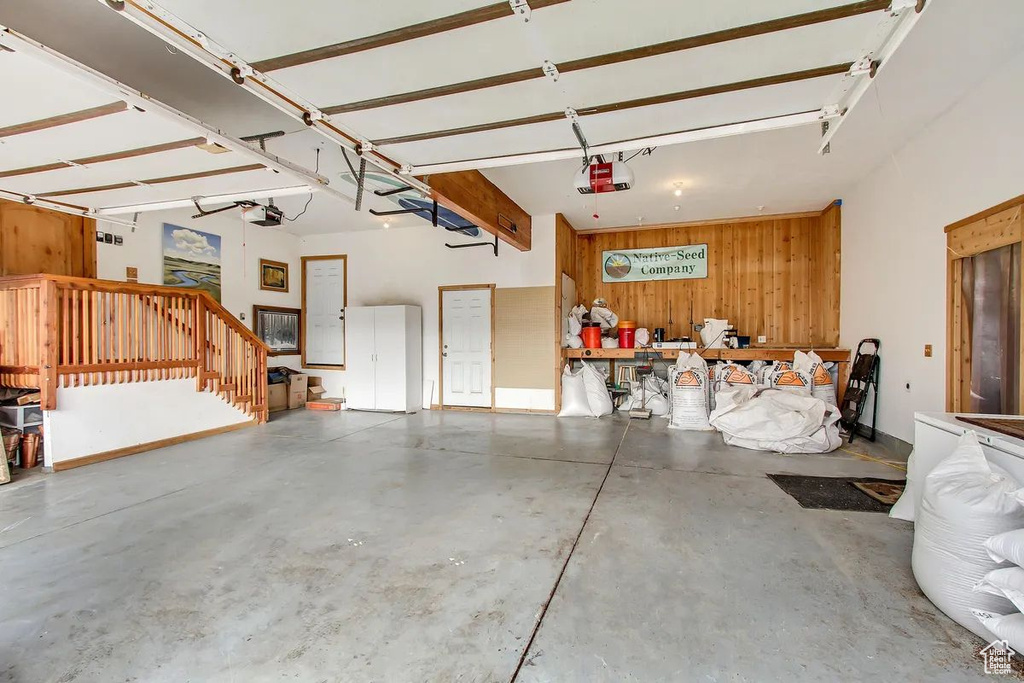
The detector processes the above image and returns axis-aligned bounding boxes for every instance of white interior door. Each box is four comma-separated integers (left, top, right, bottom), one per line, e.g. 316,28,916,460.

442,288,491,408
304,257,346,366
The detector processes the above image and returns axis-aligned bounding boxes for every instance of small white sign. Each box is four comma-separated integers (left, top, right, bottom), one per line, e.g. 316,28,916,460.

601,244,708,283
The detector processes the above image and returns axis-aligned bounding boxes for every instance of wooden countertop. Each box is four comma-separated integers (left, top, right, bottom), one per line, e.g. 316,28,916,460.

563,347,851,362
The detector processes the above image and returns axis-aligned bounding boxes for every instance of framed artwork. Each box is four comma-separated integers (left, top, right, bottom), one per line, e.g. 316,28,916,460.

253,305,301,356
259,258,289,293
162,223,222,302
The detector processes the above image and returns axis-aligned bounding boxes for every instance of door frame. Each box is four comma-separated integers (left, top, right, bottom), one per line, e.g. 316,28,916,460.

301,254,348,370
437,283,496,412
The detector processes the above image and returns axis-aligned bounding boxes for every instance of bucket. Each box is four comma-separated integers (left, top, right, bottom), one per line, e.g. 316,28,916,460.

20,433,40,468
618,320,637,349
581,324,602,349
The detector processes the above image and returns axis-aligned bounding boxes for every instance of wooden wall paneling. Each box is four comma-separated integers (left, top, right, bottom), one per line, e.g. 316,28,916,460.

553,213,578,410
0,199,96,277
572,209,841,347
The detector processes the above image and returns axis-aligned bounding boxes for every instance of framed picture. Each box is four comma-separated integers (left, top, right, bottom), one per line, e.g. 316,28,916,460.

163,223,222,302
253,305,301,356
259,258,289,293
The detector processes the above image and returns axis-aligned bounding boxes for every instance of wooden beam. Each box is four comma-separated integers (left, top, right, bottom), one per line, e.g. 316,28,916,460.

0,102,128,139
419,170,531,251
252,0,571,72
374,63,851,146
0,137,207,179
37,163,265,198
325,0,887,115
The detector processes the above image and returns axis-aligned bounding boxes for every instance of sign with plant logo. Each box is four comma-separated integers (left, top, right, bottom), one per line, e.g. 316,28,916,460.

601,244,708,283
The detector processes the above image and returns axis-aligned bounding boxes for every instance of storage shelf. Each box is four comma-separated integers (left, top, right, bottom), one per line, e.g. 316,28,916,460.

563,347,851,363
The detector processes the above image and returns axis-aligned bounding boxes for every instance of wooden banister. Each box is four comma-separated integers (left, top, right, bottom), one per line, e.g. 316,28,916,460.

0,273,269,423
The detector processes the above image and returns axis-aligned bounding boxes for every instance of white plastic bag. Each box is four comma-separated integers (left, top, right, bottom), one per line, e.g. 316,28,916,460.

913,431,1024,642
590,306,619,331
564,333,583,349
567,316,582,336
634,328,650,347
976,567,1024,613
601,336,619,349
581,362,613,417
973,611,1024,652
986,529,1024,566
617,375,669,416
558,365,592,417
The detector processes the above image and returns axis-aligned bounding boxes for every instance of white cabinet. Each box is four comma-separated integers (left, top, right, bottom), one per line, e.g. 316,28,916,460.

345,306,422,413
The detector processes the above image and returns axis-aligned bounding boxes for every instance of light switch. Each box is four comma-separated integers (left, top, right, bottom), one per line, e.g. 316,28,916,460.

924,344,933,358
757,335,767,344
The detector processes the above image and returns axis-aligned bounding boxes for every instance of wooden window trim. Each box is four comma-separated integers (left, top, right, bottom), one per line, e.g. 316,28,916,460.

300,254,348,371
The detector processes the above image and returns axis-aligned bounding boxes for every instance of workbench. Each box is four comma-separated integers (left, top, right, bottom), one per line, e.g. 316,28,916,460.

563,347,852,402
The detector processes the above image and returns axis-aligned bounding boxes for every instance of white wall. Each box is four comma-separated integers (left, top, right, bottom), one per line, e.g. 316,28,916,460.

43,379,251,467
97,207,303,371
299,216,556,405
841,52,1024,443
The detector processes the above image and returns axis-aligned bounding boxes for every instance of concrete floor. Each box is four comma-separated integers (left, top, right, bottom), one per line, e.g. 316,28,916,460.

0,410,988,682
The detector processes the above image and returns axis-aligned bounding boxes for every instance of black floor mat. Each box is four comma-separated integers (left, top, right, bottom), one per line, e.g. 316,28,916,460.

766,474,906,513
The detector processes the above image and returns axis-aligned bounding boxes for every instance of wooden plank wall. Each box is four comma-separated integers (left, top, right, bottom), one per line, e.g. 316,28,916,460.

0,198,96,277
553,213,578,408
571,205,842,347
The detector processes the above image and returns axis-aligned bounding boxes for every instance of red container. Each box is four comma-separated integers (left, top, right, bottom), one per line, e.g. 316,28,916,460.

618,321,637,349
581,325,602,349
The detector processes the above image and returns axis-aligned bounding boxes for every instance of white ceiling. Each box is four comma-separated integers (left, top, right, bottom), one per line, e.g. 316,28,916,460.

1,0,1023,234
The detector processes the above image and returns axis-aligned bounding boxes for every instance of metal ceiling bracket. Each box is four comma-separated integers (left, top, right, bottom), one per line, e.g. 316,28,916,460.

819,104,841,119
889,0,918,14
446,233,499,257
542,60,559,82
508,0,531,22
848,57,875,77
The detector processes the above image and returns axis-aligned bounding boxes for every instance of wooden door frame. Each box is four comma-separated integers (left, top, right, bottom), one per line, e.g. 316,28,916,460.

945,195,1024,412
300,254,348,370
437,283,496,412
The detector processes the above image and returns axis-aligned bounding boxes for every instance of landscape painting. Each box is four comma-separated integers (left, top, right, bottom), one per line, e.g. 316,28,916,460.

162,224,222,302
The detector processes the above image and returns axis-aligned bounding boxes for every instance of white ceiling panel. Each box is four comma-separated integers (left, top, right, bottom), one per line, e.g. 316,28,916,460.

60,168,292,208
333,16,874,141
0,109,200,171
0,49,114,126
265,0,861,107
155,0,486,62
382,75,841,166
1,147,257,196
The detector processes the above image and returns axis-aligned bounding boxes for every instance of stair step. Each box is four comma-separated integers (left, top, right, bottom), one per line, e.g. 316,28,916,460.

234,394,252,405
218,383,236,392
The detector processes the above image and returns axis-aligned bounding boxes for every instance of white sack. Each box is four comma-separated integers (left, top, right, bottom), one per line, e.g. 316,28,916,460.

986,529,1024,567
709,389,841,454
973,611,1024,652
912,431,1024,642
567,316,582,336
669,354,712,431
699,318,729,348
769,369,813,396
618,375,669,416
795,350,838,407
590,306,619,331
558,365,593,417
581,362,613,417
601,336,619,348
634,328,650,347
976,567,1024,614
565,333,583,349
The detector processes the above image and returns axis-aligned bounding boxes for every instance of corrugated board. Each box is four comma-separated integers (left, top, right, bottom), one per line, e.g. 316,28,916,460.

494,286,555,390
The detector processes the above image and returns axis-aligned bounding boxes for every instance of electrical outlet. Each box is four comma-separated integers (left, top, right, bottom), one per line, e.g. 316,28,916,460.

757,335,767,344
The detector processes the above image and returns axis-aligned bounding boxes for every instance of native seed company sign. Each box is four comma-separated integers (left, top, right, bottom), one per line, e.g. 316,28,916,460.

601,244,708,283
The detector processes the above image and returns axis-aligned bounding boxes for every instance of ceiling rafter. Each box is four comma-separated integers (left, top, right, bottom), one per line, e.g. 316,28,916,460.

251,0,571,72
0,101,128,139
37,163,267,198
0,137,207,179
0,189,137,227
374,63,852,147
324,0,890,115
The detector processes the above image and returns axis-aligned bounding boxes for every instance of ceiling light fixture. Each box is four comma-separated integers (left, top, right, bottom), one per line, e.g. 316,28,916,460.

674,188,683,197
383,221,390,229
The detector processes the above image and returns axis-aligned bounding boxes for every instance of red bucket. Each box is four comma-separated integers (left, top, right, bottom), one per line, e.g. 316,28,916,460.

581,324,602,349
618,321,637,348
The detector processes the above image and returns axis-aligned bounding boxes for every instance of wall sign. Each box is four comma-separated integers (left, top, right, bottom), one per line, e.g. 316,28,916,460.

602,244,708,282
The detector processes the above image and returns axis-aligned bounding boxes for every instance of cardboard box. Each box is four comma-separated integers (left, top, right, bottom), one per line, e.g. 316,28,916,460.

288,373,308,410
268,383,288,412
307,397,343,411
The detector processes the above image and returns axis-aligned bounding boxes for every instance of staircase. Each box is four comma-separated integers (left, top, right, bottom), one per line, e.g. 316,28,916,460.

0,274,268,422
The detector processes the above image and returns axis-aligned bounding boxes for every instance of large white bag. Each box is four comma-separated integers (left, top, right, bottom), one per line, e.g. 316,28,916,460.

617,375,669,416
709,389,841,454
769,369,812,396
913,431,1024,642
558,365,592,417
794,350,838,407
973,611,1024,651
581,362,613,417
986,529,1024,567
976,567,1024,613
669,353,712,431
